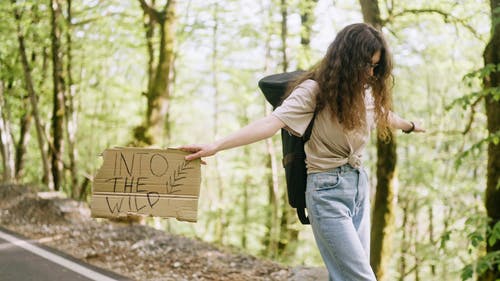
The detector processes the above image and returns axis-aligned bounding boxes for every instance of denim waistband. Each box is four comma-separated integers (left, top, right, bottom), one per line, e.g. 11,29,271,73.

327,163,360,174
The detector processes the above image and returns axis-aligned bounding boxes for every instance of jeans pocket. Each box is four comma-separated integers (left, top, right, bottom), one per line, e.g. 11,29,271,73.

313,172,341,191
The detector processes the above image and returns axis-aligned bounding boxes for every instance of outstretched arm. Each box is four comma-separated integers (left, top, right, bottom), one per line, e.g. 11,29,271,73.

179,114,286,161
389,111,425,133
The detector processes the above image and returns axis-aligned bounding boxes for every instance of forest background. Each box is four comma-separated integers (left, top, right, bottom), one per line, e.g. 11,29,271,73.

1,0,500,281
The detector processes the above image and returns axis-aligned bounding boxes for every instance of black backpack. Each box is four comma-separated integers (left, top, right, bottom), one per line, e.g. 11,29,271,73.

258,70,314,225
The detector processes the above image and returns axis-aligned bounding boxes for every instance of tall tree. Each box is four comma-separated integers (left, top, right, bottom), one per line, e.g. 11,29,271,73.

135,0,177,145
298,0,318,70
277,0,318,261
277,0,300,259
64,0,80,198
210,1,228,244
0,80,16,183
261,0,281,259
479,1,500,280
12,0,54,189
49,0,66,191
359,1,397,280
15,80,33,180
15,4,49,180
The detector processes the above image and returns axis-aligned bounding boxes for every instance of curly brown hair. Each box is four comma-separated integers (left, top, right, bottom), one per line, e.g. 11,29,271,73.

288,23,393,140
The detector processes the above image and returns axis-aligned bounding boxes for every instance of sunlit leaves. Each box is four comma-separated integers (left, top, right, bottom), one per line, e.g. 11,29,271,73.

463,63,500,82
455,131,500,168
461,264,474,280
461,251,500,280
461,220,500,280
447,63,500,110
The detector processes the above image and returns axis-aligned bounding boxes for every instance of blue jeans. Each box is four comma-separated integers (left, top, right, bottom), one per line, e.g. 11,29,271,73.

306,164,376,281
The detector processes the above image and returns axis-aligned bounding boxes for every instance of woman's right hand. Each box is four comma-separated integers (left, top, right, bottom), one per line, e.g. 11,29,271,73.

179,143,218,162
179,115,284,163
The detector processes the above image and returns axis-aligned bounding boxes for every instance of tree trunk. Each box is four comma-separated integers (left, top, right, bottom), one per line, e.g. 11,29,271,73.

17,46,49,180
428,206,436,277
358,1,397,280
280,0,288,72
0,81,16,183
14,3,49,183
210,1,227,245
277,0,301,261
479,1,500,280
145,1,156,98
371,136,397,280
412,202,420,281
398,200,408,281
241,145,251,250
12,0,54,189
65,0,79,198
263,135,280,258
136,0,177,145
441,209,453,280
49,0,66,191
359,0,382,29
260,0,280,259
298,0,318,69
15,92,32,180
134,0,156,146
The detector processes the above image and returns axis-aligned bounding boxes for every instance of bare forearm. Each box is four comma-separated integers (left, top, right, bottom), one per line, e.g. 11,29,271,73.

214,115,284,151
388,111,425,133
180,114,285,160
389,111,413,131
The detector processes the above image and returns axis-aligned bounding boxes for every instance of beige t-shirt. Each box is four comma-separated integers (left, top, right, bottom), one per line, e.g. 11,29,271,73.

272,79,375,173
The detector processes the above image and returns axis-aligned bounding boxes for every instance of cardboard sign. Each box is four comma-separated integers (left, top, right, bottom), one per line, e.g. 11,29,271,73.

91,147,201,222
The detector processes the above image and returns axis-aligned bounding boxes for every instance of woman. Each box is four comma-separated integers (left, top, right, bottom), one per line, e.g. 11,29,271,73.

180,23,425,281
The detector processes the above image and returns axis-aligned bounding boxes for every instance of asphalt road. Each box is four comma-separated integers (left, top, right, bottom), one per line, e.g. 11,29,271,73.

0,227,131,281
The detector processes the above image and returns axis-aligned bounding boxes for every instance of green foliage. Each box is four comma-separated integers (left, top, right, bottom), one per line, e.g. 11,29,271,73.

447,87,500,110
461,220,500,280
446,63,500,168
455,131,500,168
463,63,500,81
490,222,500,247
447,64,500,110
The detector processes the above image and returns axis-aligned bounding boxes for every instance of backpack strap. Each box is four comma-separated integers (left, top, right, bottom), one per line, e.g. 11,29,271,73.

297,208,310,224
282,110,316,167
295,110,316,225
303,110,317,142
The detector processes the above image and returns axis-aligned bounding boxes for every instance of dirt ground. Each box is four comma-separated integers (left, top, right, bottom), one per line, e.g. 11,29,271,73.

0,184,327,281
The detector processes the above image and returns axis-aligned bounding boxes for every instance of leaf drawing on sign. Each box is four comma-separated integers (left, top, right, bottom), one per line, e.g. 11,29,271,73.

165,161,193,194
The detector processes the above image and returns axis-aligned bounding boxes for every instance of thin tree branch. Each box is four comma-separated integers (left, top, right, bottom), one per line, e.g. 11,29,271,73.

383,0,393,18
137,0,161,22
70,12,135,26
383,8,483,40
462,96,484,134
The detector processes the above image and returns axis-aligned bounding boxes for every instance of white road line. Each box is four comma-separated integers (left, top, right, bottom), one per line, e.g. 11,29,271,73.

0,229,120,281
